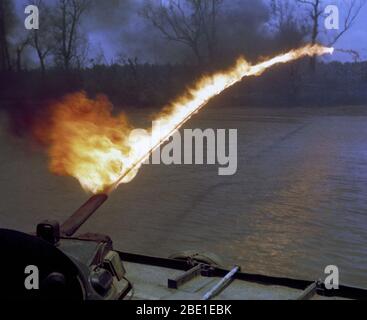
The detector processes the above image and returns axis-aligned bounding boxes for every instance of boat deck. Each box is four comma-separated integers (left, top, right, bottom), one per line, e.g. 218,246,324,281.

123,261,343,300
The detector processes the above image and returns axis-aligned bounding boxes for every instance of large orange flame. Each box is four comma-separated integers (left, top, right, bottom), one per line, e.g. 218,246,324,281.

35,44,333,194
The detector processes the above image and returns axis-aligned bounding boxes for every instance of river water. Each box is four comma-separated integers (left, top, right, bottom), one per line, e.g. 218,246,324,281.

0,105,366,289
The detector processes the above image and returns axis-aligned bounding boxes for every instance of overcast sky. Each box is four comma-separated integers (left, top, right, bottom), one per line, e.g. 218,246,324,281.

14,0,367,63
328,1,367,61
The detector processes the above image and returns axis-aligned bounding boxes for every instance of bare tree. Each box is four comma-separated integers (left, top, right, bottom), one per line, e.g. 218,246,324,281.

296,0,323,70
270,0,309,48
297,0,366,70
53,0,90,70
270,0,309,98
196,0,223,63
28,0,55,73
142,0,222,65
328,0,366,46
74,32,90,69
15,36,30,72
297,0,322,45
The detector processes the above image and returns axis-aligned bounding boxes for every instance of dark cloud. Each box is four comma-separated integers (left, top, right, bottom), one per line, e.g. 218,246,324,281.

84,0,138,32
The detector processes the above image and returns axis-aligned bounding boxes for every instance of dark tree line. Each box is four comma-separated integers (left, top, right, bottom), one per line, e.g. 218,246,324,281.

0,0,365,73
0,0,366,124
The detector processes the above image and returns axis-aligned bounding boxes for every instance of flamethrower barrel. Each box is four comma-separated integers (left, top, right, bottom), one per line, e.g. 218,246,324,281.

61,194,108,237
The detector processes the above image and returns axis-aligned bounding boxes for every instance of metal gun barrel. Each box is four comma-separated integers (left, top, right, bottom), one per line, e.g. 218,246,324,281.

61,194,108,237
202,266,240,300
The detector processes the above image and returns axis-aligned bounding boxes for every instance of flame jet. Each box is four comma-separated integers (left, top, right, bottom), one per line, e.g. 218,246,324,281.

107,44,334,193
36,44,333,196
